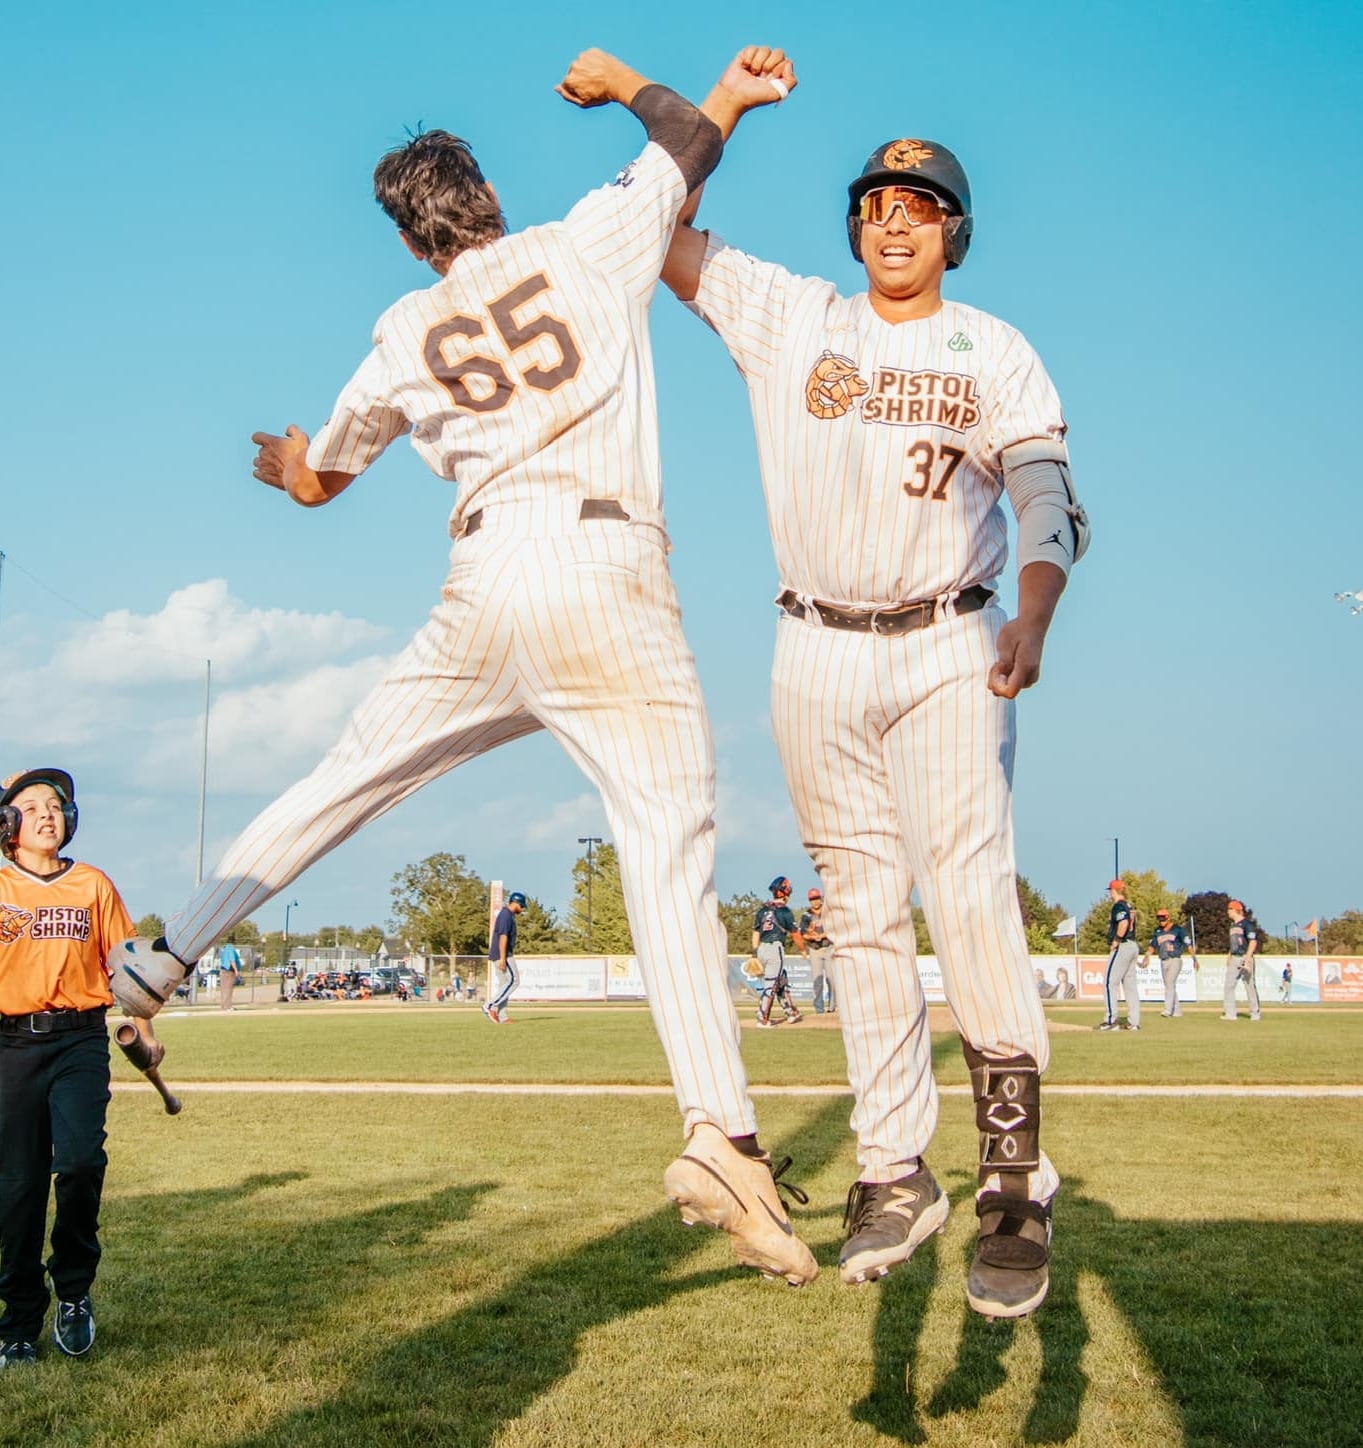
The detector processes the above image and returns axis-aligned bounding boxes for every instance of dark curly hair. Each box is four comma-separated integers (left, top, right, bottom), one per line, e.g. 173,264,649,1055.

373,129,506,268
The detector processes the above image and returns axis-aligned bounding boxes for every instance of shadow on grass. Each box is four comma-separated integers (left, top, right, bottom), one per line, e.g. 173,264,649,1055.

217,1098,855,1448
854,1172,1363,1448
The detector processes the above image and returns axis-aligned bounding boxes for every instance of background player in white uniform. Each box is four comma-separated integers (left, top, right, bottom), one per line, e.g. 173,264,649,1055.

120,49,815,1286
663,50,1089,1318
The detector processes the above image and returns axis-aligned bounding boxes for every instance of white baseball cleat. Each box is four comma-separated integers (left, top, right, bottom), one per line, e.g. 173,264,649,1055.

664,1124,818,1286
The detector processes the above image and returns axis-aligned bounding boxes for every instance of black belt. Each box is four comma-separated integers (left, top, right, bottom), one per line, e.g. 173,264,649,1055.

777,583,993,636
460,498,631,537
0,1007,107,1036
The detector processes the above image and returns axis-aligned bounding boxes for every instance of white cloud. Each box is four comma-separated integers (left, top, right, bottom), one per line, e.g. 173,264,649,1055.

134,654,393,794
51,579,385,686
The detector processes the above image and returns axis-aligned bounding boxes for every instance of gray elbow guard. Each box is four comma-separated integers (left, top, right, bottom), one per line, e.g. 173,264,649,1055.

1003,440,1091,573
629,84,723,192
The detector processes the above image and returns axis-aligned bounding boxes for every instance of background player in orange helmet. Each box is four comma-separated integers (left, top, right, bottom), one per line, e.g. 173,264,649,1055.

0,768,160,1368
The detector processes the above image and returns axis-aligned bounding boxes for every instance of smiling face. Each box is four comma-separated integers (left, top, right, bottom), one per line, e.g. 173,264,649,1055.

859,194,949,317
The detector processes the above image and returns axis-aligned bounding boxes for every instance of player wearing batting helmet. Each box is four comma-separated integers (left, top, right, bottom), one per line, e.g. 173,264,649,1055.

1149,907,1197,1018
663,46,1092,1319
0,769,162,1366
752,877,802,1026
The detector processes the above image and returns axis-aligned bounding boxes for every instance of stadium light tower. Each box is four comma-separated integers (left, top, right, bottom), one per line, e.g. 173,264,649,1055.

283,898,299,973
578,836,603,951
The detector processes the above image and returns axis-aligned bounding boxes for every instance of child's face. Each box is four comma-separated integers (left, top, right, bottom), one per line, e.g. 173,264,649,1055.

11,784,65,858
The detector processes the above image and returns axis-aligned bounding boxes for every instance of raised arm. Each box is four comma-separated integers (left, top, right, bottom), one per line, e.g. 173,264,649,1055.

557,49,722,193
662,46,798,301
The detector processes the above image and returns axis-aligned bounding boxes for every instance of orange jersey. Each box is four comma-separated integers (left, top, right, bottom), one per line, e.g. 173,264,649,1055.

0,858,132,1014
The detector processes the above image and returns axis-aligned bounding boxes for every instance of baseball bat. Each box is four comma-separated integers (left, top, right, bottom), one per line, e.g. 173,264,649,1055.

114,1022,183,1115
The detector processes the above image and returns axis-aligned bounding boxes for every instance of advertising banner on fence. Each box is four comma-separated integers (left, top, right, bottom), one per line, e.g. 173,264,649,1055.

514,956,606,999
509,953,1360,1005
1320,958,1363,1003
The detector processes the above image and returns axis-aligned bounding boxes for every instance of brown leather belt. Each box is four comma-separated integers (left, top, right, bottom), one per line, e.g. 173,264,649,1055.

461,498,631,537
777,583,993,636
0,1007,107,1036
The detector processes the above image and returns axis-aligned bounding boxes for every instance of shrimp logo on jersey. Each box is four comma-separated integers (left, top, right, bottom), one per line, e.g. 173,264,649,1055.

882,140,934,171
0,902,34,946
805,351,870,420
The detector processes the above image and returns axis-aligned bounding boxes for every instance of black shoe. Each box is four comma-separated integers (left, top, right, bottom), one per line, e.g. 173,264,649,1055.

967,1190,1052,1320
0,1339,39,1368
53,1296,95,1357
839,1162,951,1284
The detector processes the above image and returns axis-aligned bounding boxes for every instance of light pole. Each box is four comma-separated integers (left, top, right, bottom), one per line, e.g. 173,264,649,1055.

283,899,299,977
1109,837,1120,880
1287,921,1299,951
578,836,602,951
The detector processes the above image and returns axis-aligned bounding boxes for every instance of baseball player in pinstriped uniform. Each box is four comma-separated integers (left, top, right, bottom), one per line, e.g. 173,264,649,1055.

663,50,1089,1318
1098,879,1141,1031
120,49,815,1286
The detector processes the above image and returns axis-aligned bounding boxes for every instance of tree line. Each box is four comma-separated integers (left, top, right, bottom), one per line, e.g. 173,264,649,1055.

146,848,1363,961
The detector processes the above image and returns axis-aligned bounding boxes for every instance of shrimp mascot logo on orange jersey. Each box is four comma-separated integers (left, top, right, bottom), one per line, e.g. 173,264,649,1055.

0,902,34,946
804,351,870,420
882,139,934,170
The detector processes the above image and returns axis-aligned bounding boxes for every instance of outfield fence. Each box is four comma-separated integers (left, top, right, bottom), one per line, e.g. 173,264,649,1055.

407,951,1363,1007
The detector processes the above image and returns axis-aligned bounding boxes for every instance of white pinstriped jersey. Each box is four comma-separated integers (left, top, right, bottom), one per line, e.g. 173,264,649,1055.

308,143,686,535
687,235,1068,606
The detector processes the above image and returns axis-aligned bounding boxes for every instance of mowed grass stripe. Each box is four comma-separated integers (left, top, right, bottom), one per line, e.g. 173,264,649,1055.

126,1003,1363,1086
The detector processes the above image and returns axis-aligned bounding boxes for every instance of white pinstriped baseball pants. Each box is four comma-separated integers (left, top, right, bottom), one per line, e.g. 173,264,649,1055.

166,516,756,1137
771,604,1050,1182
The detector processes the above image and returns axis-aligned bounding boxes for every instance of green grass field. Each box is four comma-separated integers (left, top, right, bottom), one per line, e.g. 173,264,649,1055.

2,1004,1360,1447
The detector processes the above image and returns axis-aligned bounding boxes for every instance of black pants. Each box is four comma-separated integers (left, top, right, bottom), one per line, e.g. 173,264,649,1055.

0,1026,110,1343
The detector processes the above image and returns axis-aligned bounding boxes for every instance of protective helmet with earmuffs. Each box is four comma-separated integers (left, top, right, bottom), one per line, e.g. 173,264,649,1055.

0,767,79,852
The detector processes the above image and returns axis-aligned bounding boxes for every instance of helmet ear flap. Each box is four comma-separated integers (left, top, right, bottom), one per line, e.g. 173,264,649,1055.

847,214,864,262
942,213,973,269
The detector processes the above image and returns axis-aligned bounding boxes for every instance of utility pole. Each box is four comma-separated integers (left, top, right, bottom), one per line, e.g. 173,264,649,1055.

578,836,602,951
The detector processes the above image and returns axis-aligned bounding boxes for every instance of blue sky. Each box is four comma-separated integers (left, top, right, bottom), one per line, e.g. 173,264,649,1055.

3,0,1360,941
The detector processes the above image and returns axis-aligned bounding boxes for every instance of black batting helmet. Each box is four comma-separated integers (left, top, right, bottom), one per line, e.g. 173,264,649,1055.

847,138,973,269
0,767,79,853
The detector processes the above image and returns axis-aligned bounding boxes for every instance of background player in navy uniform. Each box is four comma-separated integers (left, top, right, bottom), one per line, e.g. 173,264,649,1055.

1098,879,1140,1031
484,892,525,1024
1224,899,1263,1021
1148,907,1197,1018
753,877,802,1027
799,888,835,1013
